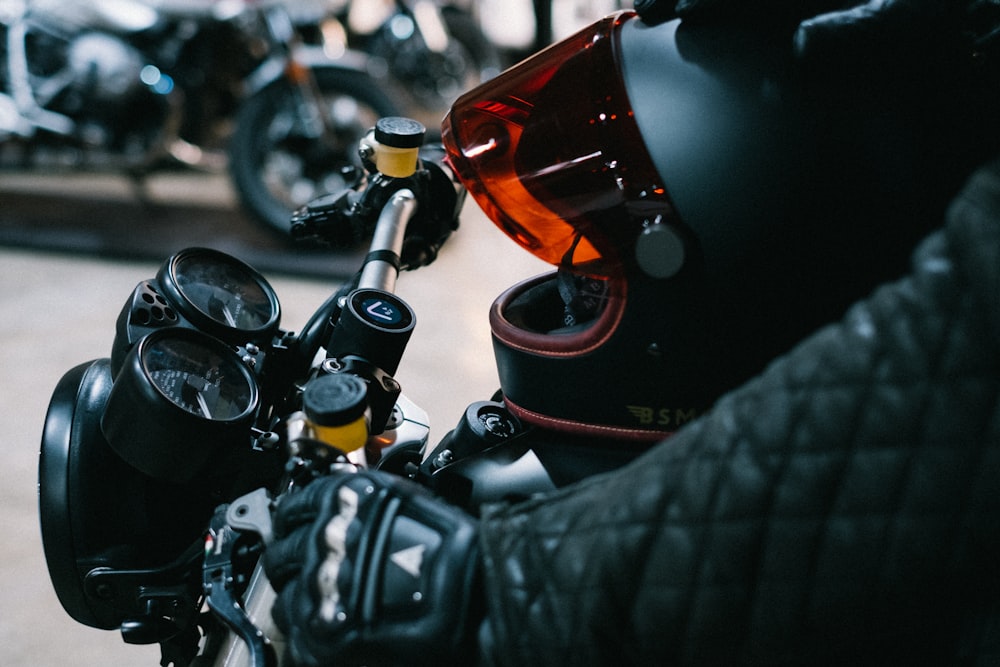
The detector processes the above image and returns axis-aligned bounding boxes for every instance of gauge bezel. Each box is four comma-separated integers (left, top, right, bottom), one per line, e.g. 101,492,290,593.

102,327,260,483
156,247,281,344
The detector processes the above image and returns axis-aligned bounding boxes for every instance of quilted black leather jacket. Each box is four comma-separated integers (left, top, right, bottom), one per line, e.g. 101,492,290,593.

476,157,1000,666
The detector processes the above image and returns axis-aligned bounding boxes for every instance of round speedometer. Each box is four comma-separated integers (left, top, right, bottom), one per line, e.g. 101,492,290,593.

102,328,259,483
157,247,280,342
143,335,254,420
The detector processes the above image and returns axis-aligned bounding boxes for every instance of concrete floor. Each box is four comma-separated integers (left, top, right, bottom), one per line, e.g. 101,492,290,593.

0,172,547,665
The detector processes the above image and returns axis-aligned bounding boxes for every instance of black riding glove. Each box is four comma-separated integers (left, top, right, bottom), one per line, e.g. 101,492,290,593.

262,470,482,667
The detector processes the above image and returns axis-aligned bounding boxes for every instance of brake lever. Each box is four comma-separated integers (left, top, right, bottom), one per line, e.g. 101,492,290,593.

203,505,277,667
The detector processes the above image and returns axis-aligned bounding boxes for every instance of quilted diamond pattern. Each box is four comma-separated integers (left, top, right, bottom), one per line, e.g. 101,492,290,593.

477,160,1000,666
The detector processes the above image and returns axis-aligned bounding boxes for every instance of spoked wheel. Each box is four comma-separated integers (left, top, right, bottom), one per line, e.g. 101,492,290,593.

229,67,400,237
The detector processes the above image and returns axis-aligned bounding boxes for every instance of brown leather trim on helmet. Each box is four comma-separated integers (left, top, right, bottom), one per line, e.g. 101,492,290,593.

504,395,669,442
488,271,627,357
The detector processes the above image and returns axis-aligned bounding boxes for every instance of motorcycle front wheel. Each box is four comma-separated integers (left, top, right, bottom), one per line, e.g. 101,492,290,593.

229,67,400,237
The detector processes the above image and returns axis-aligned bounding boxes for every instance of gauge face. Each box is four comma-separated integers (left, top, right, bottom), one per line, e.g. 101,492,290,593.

142,335,255,421
103,328,260,484
163,248,280,337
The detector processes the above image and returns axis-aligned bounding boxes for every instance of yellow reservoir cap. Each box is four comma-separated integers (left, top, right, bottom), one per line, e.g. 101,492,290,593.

303,373,369,454
374,117,426,178
376,144,421,178
312,416,368,453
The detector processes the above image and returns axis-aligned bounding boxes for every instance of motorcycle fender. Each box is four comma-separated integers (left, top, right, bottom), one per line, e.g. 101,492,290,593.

243,45,375,96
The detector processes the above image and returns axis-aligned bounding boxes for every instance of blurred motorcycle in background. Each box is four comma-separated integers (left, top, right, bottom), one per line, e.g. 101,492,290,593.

294,0,502,126
477,0,626,57
0,0,400,235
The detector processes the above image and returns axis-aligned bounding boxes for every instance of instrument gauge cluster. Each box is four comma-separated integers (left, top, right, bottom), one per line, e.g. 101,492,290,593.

102,248,282,481
111,247,281,375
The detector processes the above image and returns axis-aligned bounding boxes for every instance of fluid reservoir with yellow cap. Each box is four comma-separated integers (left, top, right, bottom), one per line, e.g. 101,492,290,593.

302,372,370,454
374,117,426,178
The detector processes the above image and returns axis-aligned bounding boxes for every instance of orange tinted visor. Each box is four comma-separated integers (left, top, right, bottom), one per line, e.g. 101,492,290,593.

441,11,670,278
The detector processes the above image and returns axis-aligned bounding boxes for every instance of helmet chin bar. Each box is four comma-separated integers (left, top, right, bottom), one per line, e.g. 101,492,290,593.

489,262,718,441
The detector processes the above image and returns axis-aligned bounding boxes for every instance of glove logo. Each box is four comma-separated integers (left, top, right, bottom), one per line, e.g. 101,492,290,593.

390,544,426,579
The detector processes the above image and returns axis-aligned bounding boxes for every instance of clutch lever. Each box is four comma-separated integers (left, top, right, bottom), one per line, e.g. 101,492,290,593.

203,501,278,667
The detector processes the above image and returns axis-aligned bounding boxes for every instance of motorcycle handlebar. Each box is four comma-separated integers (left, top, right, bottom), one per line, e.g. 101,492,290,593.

358,188,417,293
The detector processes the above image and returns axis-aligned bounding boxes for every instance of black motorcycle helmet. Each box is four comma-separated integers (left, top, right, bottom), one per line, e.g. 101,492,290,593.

441,10,1000,442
